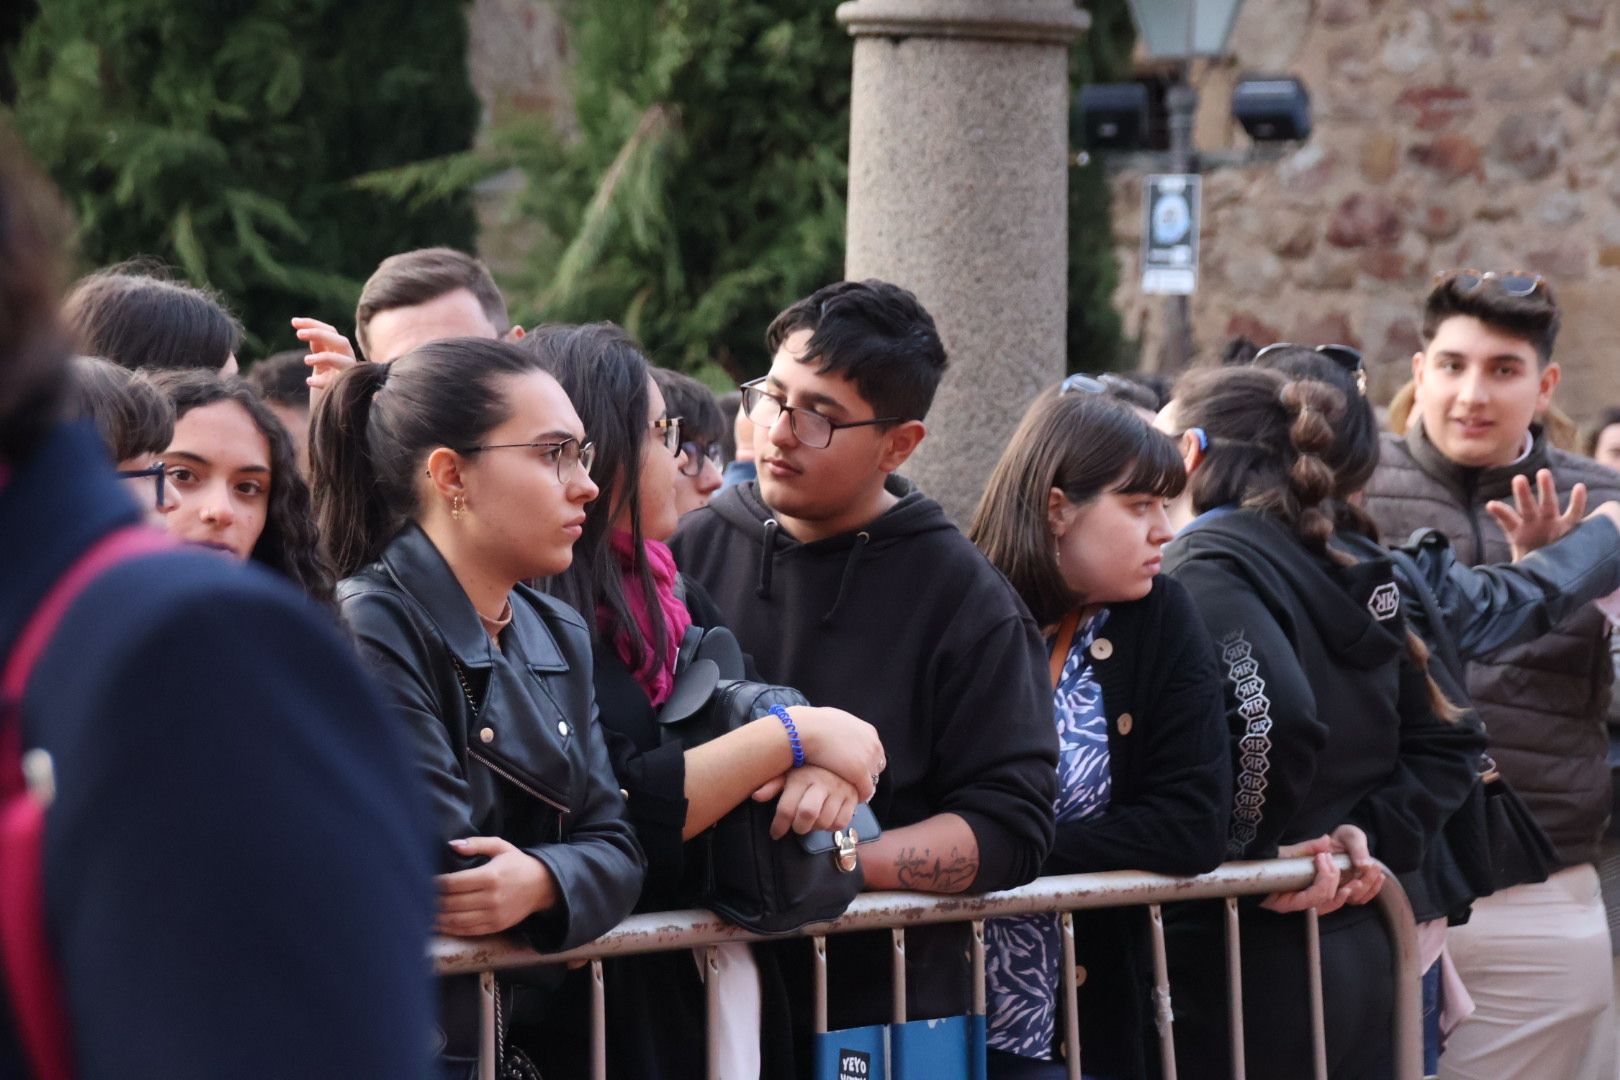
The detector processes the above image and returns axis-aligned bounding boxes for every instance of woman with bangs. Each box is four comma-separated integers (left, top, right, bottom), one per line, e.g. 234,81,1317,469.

969,384,1232,1080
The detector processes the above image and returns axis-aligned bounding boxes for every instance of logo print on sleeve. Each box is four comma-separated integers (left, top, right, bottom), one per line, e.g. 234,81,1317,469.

1220,629,1272,857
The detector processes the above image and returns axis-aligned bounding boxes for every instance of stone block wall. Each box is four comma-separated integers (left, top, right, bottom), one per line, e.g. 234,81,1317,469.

1108,0,1620,420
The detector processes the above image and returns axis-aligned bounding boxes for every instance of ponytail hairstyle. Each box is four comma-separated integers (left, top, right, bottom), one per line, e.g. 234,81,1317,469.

309,337,544,579
517,323,669,674
1250,346,1382,542
969,387,1185,627
152,370,334,607
1176,365,1459,720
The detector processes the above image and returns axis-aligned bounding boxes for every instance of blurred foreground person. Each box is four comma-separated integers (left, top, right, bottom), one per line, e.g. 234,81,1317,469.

60,260,243,374
0,139,436,1080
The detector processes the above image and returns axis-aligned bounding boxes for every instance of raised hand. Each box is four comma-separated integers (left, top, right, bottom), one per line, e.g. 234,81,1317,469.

1487,469,1588,561
291,316,360,399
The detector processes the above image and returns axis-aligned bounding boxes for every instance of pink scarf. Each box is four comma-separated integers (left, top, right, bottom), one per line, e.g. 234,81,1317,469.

600,531,692,707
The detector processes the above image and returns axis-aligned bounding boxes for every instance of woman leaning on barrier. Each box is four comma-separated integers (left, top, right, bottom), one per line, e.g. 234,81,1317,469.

968,385,1232,1080
309,337,645,1080
1159,366,1480,1080
518,322,885,1080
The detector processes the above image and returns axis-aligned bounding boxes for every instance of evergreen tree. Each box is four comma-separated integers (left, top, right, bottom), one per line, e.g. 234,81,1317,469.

7,0,481,355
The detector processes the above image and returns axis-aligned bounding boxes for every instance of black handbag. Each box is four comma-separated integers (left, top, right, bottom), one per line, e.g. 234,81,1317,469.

1386,545,1558,899
656,621,880,935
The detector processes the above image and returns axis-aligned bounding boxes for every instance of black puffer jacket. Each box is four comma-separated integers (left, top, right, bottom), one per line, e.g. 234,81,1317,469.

338,524,645,1062
1363,422,1620,867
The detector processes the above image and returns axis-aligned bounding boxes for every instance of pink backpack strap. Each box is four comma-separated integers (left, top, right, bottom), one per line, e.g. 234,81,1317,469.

1,525,173,1080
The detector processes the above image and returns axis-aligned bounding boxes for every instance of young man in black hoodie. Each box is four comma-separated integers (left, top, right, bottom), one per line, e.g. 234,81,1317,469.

670,280,1058,1040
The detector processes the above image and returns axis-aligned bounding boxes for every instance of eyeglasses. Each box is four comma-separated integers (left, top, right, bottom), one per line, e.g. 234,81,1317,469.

457,438,596,483
651,417,684,456
1252,342,1367,394
740,378,899,450
115,461,167,510
1438,268,1547,298
678,440,724,477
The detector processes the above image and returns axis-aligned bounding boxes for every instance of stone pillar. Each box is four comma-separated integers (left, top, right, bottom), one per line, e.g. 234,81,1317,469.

838,0,1088,525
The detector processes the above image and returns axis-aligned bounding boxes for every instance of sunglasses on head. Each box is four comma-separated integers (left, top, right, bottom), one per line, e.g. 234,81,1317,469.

1437,268,1547,298
1252,341,1366,395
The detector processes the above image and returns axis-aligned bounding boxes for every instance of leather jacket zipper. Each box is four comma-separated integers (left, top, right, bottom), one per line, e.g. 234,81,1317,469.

468,745,570,816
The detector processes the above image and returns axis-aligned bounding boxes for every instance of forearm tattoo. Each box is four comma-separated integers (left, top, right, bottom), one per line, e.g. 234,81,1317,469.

892,845,978,893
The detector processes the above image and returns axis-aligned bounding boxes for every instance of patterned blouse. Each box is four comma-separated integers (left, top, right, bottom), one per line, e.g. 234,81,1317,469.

985,610,1113,1060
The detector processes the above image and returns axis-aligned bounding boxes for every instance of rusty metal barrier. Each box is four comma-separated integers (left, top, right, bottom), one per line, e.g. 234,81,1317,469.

433,856,1422,1080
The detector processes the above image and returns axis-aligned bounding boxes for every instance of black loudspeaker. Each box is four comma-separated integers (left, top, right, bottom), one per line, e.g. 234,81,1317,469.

1077,82,1150,150
1232,76,1311,142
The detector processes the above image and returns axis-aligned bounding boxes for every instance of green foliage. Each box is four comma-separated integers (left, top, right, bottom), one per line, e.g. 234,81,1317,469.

490,0,851,383
7,0,481,356
1069,0,1138,372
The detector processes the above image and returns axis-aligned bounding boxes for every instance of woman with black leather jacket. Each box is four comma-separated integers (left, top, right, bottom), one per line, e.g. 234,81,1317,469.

309,337,645,1078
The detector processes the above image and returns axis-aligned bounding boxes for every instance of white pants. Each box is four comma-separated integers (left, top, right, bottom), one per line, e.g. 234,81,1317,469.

1440,864,1617,1080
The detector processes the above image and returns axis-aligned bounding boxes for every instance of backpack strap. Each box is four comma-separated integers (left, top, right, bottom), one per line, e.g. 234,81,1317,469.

1,525,172,1080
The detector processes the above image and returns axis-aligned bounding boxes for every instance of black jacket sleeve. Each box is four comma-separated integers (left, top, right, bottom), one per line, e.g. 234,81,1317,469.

1343,654,1484,874
527,700,647,951
48,578,436,1079
1408,516,1620,663
1171,555,1327,859
598,720,688,896
1046,585,1231,876
927,613,1058,890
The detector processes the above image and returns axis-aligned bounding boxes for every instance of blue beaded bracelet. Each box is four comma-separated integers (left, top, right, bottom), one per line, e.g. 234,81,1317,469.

770,704,806,769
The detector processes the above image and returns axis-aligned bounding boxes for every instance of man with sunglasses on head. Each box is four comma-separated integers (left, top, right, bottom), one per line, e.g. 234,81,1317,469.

671,279,1058,1057
1363,269,1620,1080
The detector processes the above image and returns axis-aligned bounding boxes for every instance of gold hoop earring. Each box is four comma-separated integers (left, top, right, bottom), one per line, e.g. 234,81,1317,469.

451,493,467,520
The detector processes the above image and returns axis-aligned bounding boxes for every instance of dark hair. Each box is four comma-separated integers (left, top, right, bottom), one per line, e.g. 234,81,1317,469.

1176,365,1460,720
0,133,73,463
245,350,312,409
1585,407,1620,457
1113,371,1171,411
651,367,725,445
310,337,542,578
1219,335,1261,366
62,260,243,372
764,279,948,422
72,356,174,462
716,389,742,463
1422,273,1560,364
1251,346,1381,517
355,247,509,361
520,323,670,674
1176,366,1345,556
969,389,1185,628
153,371,334,605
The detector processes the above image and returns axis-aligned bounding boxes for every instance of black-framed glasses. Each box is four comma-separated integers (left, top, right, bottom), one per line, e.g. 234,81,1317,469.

740,378,899,450
1253,341,1367,394
651,417,683,456
678,440,724,477
115,461,167,510
1438,268,1547,299
457,438,596,483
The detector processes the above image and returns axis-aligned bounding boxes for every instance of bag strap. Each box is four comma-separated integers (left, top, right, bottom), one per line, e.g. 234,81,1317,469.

1,524,172,1080
1048,611,1080,691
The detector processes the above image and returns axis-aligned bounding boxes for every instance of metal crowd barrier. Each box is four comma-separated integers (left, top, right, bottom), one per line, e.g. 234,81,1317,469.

432,856,1422,1080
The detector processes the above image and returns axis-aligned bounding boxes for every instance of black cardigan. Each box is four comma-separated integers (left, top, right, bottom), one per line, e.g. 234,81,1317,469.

1047,576,1231,1079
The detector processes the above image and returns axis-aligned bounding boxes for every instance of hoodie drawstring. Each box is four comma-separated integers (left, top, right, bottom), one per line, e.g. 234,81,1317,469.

756,518,780,598
822,531,870,626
